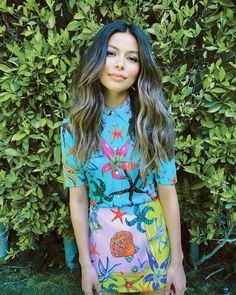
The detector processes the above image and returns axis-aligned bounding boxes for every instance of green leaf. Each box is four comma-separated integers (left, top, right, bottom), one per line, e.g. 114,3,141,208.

60,60,66,72
0,92,13,102
11,133,27,141
183,166,197,174
0,64,12,73
5,148,18,157
54,145,61,165
218,67,225,82
178,64,187,78
37,187,43,199
211,88,226,93
205,46,218,51
74,12,85,19
48,14,55,28
12,194,25,201
207,104,221,113
45,68,55,74
67,20,80,31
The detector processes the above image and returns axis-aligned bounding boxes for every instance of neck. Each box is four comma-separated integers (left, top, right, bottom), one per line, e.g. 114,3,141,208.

104,90,128,109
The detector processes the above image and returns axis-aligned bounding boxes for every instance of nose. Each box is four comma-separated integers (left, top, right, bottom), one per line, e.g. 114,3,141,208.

115,64,124,70
115,57,125,70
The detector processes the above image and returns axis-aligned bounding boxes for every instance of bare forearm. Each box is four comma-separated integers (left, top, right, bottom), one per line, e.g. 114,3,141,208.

69,188,92,267
158,185,184,265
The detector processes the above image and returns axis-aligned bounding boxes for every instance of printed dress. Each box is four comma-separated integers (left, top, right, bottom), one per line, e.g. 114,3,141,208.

60,97,177,292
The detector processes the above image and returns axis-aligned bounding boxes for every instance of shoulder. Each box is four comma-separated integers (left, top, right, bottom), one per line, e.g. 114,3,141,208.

62,116,70,126
61,116,74,131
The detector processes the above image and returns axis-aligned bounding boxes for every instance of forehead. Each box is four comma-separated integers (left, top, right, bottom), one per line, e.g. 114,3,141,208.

108,32,139,53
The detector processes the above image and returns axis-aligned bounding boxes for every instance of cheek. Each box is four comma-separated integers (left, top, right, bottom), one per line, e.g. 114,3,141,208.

131,65,140,80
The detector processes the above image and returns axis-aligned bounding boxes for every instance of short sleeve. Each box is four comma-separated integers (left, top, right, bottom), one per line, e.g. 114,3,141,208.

60,117,86,188
155,157,177,185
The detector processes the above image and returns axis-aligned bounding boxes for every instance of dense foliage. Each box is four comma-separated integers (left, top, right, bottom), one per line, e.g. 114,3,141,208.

0,0,235,255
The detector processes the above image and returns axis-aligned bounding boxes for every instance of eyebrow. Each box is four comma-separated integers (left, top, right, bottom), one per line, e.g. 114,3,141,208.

108,44,139,55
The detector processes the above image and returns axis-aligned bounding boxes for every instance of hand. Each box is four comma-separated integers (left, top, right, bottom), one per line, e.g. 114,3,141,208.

81,264,101,295
166,263,186,295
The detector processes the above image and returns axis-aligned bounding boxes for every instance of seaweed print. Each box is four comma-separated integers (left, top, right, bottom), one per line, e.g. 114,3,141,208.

61,121,73,145
89,206,102,233
62,154,84,186
125,205,154,233
149,215,168,252
101,283,118,292
130,258,148,273
101,139,138,179
98,256,121,283
143,248,169,290
110,231,138,262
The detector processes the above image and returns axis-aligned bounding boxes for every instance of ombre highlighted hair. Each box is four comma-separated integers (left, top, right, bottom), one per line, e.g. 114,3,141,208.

70,21,176,180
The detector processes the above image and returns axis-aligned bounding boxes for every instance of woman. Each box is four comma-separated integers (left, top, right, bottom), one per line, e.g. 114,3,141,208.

61,21,186,295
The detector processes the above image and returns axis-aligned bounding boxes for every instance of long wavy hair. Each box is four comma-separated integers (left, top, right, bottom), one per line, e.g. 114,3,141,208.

70,21,175,180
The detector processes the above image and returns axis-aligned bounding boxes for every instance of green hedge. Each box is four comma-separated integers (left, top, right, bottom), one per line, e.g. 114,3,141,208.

0,0,235,254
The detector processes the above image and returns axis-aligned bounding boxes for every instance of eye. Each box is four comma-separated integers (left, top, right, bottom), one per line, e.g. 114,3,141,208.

107,50,116,57
128,56,139,63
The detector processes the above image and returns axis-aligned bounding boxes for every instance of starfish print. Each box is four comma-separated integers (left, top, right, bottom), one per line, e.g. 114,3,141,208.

125,204,154,233
148,216,168,252
144,248,169,290
98,257,121,283
109,171,146,205
147,191,159,201
101,139,137,179
66,143,75,156
90,243,100,256
110,124,124,142
90,178,111,205
111,208,126,223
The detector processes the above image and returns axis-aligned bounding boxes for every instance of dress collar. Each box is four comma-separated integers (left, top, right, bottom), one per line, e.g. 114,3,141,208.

103,96,131,123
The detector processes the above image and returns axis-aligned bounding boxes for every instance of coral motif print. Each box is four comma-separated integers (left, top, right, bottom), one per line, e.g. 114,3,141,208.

101,139,138,179
110,231,138,262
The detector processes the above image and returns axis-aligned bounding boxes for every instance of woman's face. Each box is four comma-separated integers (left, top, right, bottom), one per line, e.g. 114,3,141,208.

99,32,140,98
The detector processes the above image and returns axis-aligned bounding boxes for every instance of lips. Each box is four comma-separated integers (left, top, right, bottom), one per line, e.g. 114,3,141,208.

108,73,127,80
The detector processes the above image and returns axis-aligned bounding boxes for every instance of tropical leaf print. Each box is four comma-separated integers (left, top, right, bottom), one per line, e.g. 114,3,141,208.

101,139,138,179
